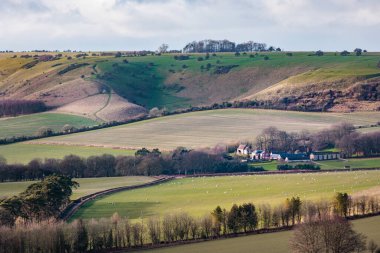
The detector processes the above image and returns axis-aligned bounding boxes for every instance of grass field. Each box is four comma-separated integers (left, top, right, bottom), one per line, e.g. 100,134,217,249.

130,215,380,253
0,176,154,200
0,112,98,139
30,109,380,151
0,143,135,164
317,158,380,170
71,170,380,220
249,158,380,171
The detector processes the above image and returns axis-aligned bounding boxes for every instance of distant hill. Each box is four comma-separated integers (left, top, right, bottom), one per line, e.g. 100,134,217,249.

0,51,379,122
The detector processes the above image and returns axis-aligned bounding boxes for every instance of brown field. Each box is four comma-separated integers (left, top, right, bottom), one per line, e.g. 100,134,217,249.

30,109,380,150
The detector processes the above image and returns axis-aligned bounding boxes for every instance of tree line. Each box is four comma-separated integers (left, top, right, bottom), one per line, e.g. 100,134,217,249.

0,148,263,182
0,100,47,117
0,192,378,253
182,40,271,53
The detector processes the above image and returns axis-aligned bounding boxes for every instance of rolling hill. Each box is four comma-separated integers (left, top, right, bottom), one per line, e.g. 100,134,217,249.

1,51,379,124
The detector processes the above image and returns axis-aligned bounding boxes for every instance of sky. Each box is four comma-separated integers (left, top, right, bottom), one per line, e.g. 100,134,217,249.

0,0,380,52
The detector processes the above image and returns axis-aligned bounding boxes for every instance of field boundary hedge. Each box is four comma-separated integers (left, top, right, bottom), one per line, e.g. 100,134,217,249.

97,212,380,253
60,176,174,221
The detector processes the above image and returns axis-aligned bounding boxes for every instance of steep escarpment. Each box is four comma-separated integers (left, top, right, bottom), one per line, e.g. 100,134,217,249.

1,52,380,120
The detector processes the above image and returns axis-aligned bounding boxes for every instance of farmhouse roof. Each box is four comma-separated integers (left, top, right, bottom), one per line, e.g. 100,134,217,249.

270,150,285,155
311,151,340,155
238,144,250,150
283,153,309,161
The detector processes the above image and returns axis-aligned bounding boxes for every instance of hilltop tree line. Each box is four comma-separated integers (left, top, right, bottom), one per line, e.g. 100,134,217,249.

0,99,47,117
0,148,263,182
0,191,378,253
254,123,380,157
183,40,274,53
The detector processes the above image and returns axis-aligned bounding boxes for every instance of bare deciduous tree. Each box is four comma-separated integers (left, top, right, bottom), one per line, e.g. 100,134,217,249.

290,216,367,253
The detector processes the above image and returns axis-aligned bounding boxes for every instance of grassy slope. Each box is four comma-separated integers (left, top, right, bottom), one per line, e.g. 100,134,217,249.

0,112,98,138
72,170,380,220
31,109,380,150
94,59,190,110
0,176,154,200
1,52,380,112
131,216,380,253
95,52,380,109
0,143,135,164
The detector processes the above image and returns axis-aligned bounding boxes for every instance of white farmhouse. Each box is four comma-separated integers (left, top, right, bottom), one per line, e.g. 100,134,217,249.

236,144,251,156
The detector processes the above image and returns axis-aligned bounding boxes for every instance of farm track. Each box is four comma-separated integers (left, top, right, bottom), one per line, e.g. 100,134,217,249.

93,84,112,122
60,176,175,221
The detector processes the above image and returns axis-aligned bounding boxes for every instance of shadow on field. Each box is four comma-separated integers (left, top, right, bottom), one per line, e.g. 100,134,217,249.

73,201,160,220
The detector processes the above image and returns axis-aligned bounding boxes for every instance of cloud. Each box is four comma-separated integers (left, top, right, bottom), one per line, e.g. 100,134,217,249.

0,0,379,51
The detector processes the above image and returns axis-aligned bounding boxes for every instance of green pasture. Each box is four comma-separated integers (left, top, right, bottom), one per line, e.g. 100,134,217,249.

72,170,380,220
316,158,380,170
249,157,380,171
0,176,154,200
0,113,98,139
31,109,380,151
0,143,135,164
130,215,380,253
249,161,278,170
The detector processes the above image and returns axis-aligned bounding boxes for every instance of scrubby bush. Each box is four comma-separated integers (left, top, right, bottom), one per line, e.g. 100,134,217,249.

37,127,54,137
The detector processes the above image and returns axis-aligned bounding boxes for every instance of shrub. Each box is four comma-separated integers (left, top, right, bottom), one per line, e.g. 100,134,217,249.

315,50,324,56
277,164,320,170
286,52,293,56
36,127,54,137
174,55,190,61
197,57,204,61
264,56,269,60
58,63,90,75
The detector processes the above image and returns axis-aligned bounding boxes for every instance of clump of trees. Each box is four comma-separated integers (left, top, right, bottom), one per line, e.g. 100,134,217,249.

0,175,78,224
290,215,367,253
0,99,47,117
183,40,268,53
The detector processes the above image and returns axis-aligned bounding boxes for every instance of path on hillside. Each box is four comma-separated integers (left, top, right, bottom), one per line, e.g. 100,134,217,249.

60,176,174,221
93,85,112,122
